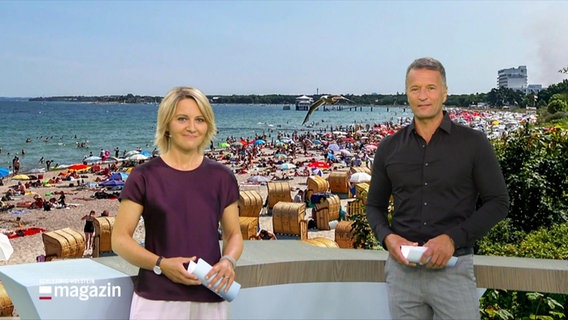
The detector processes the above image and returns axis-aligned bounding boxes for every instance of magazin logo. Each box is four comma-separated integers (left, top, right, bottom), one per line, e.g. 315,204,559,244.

38,282,121,301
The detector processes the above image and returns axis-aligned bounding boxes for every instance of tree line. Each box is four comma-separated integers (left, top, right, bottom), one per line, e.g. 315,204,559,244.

28,79,568,110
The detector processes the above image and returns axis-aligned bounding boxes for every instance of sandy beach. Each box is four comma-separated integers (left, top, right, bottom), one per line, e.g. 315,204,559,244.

0,144,352,266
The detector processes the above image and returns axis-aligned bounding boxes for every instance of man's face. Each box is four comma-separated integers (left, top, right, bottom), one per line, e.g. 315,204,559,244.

405,68,448,121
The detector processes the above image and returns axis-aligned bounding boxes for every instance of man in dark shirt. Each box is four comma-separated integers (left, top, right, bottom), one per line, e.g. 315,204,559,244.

366,57,509,319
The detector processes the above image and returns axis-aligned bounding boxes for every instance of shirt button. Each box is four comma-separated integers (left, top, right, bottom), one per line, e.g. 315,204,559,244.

425,163,429,167
424,182,428,186
423,222,427,225
424,202,428,206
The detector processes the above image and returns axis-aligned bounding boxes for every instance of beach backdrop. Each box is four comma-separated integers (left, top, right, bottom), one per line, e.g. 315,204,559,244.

0,99,412,172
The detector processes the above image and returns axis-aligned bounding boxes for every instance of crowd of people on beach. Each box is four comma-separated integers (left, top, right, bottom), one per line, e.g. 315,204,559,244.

0,108,537,207
0,107,537,246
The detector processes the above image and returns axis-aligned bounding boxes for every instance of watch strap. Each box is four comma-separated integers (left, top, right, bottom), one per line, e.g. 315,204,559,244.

155,256,163,267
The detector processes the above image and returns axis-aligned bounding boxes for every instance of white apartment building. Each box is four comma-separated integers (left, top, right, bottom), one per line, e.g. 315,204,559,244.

497,65,528,91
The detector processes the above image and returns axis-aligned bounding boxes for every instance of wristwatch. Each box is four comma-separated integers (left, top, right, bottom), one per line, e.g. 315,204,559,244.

153,256,163,275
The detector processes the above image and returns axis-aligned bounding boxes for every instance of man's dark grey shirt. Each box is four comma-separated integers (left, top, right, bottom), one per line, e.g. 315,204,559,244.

366,111,509,249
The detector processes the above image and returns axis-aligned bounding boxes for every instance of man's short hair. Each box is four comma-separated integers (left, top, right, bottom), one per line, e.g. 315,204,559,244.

406,57,446,86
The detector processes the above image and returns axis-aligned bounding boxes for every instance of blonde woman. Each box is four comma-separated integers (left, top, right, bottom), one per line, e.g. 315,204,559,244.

112,87,243,319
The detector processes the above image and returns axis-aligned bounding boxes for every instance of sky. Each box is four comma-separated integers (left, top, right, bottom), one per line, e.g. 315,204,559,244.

1,0,567,97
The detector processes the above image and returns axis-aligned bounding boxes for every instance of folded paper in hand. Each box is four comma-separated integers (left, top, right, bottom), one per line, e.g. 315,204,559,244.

187,258,241,302
400,245,457,267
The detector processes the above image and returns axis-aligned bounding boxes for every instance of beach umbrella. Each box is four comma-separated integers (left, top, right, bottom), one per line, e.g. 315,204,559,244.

247,175,271,183
100,180,125,187
12,174,30,180
83,156,102,163
124,150,140,157
328,143,340,152
274,153,287,160
278,163,296,170
253,139,266,146
218,142,230,148
68,164,90,171
364,144,378,152
339,149,354,157
350,172,372,183
109,172,129,181
311,168,324,177
310,139,322,145
307,161,331,169
128,154,149,161
103,157,120,163
27,168,46,174
0,168,11,178
0,234,14,261
140,151,152,157
280,138,295,144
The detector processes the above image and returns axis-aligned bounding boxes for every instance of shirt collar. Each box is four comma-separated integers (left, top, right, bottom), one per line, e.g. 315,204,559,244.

408,110,452,137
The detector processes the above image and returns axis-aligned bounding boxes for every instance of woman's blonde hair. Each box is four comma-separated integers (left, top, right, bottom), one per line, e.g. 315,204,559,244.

154,87,217,154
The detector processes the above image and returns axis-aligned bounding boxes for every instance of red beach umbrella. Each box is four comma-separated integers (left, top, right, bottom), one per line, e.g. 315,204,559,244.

68,164,90,171
307,161,330,169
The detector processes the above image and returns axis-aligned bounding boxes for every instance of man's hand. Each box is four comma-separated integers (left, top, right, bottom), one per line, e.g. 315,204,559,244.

384,234,418,266
422,234,455,269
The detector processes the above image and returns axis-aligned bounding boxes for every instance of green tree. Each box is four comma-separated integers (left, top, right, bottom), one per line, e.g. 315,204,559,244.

493,124,568,232
536,80,568,107
547,99,568,114
486,87,524,108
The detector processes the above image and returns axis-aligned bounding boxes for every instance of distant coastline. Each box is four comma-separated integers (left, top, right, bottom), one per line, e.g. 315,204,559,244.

26,93,407,106
19,90,527,109
28,94,162,104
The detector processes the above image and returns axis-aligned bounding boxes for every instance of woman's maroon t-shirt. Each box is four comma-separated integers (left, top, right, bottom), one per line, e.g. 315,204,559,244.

119,157,239,302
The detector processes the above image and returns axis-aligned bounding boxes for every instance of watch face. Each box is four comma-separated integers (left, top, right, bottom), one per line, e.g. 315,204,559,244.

153,265,162,275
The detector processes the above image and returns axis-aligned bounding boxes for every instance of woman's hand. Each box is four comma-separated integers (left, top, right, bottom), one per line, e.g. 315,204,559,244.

205,258,235,293
160,256,201,286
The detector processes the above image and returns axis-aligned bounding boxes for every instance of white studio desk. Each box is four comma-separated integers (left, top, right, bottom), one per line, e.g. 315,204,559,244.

0,241,393,319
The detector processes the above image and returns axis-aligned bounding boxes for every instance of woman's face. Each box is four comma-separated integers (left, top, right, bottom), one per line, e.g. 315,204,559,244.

168,98,208,153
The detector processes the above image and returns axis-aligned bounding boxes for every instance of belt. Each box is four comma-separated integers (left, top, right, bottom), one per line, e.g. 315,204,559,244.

453,247,474,257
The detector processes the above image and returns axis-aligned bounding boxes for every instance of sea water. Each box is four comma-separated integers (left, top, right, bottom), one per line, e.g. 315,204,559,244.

0,99,412,172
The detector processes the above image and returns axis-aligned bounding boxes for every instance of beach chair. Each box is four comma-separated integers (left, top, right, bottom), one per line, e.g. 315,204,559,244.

306,176,329,205
327,170,349,195
313,194,341,230
347,199,365,217
271,202,308,240
334,220,357,249
355,183,370,204
266,181,292,212
301,237,340,248
238,190,263,240
93,216,115,258
0,283,14,317
42,228,85,261
349,166,371,175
